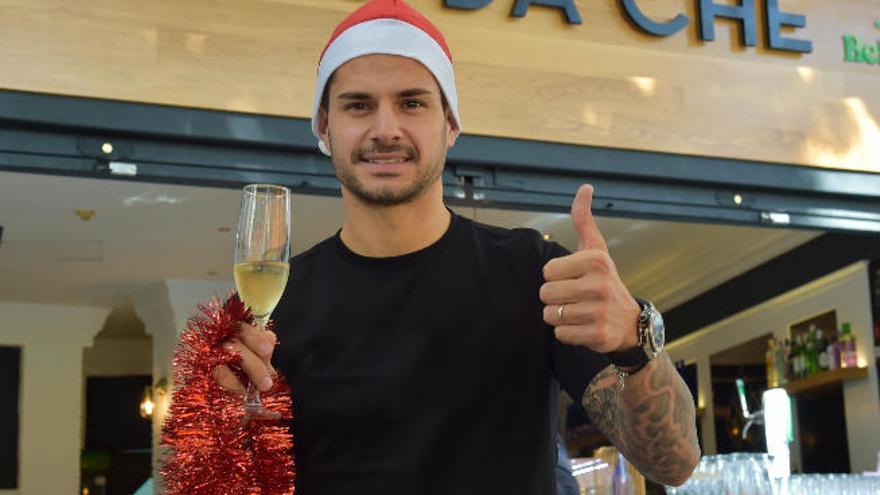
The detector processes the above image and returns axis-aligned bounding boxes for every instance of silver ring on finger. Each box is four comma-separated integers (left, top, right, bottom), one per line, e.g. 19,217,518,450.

557,304,567,325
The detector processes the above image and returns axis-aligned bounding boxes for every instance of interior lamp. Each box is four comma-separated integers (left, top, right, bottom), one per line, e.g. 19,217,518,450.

139,377,168,419
139,386,154,419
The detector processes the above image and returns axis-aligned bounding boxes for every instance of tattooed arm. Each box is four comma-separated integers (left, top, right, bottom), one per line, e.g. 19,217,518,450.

582,353,700,486
540,184,699,484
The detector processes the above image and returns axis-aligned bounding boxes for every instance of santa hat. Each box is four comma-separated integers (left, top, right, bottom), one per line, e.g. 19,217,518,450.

311,0,461,156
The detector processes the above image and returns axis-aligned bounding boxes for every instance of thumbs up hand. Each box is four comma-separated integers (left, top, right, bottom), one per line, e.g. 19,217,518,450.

540,184,641,353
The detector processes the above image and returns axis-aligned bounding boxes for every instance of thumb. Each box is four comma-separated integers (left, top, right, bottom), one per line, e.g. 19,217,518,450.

571,184,608,252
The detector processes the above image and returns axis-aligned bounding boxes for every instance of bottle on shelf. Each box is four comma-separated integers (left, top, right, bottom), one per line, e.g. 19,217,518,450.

827,333,840,370
793,335,804,379
784,338,793,382
766,337,778,387
806,326,818,376
840,322,858,368
802,334,811,377
816,327,829,372
775,338,788,385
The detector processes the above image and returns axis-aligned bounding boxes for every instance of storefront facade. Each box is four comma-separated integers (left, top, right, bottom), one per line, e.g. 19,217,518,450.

2,0,879,229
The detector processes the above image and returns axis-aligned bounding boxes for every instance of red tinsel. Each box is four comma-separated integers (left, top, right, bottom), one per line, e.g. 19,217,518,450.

160,293,295,495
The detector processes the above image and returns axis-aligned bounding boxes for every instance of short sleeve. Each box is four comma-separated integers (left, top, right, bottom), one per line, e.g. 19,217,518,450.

543,241,611,406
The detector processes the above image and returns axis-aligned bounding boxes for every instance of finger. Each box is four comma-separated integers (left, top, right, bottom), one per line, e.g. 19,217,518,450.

539,278,609,305
539,279,580,305
225,341,274,392
542,254,582,282
542,250,612,282
238,322,276,359
212,365,245,392
571,184,608,253
543,301,601,327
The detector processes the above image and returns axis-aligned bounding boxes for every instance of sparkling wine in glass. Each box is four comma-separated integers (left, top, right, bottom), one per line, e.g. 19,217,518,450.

234,183,291,418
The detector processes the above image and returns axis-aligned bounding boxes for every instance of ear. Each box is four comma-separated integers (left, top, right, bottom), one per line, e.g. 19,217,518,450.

445,109,460,149
317,107,330,142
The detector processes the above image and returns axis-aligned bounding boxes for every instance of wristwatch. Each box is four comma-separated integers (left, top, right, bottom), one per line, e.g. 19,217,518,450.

606,299,665,388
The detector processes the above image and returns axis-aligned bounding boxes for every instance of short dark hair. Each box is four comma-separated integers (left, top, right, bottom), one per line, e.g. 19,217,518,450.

319,73,337,113
319,72,449,113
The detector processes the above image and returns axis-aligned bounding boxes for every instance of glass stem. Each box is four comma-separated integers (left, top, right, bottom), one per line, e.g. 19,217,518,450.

244,382,263,408
253,315,270,329
244,315,270,410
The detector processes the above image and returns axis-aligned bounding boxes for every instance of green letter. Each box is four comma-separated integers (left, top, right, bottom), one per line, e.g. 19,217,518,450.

842,35,863,63
863,44,878,65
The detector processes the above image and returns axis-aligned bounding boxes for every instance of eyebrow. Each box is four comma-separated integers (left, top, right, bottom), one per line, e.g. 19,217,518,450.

336,88,435,100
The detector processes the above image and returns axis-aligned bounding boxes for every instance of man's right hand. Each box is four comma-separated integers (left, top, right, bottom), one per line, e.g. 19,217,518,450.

212,322,277,392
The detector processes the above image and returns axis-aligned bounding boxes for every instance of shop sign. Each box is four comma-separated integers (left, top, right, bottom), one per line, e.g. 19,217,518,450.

444,0,812,54
842,22,880,65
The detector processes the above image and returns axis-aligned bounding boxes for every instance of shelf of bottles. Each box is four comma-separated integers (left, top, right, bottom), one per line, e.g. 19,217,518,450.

765,321,866,396
781,366,868,395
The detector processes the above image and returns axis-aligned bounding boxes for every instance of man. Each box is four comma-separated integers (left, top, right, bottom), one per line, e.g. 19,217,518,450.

214,0,699,492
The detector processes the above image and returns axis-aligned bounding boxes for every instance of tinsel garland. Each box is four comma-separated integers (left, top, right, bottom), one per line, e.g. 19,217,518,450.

160,293,295,495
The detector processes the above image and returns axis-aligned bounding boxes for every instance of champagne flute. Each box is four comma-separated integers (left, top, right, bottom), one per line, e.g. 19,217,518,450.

234,184,291,418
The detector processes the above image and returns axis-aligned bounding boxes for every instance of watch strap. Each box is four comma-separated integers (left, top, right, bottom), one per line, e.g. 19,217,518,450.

606,297,652,369
607,345,650,369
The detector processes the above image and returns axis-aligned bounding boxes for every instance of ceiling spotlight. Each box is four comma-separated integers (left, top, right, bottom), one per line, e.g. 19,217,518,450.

76,209,96,221
733,194,743,206
543,234,552,241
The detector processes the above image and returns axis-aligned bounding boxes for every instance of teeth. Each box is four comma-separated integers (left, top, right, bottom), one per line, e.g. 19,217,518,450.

366,158,407,164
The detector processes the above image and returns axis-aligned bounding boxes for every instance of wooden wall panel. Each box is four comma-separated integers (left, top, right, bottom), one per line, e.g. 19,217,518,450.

0,0,878,172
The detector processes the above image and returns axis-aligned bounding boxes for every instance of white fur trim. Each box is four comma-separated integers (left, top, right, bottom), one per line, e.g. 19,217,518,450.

318,139,331,157
311,18,460,151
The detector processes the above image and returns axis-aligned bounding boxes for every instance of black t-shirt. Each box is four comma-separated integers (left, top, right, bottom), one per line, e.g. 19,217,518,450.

273,211,609,494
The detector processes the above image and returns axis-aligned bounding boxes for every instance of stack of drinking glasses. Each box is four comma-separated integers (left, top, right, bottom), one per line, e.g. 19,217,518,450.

664,453,773,494
780,473,880,494
665,453,880,494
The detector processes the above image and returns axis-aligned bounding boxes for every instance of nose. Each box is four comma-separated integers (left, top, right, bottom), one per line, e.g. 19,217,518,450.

369,101,403,144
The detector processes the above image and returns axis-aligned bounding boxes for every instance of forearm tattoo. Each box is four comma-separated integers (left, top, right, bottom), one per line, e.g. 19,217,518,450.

582,354,700,486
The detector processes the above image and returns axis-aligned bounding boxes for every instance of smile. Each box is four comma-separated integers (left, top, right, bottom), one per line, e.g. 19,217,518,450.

363,158,409,164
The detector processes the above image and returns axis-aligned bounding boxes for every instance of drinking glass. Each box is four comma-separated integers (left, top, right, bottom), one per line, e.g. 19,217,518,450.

234,184,291,418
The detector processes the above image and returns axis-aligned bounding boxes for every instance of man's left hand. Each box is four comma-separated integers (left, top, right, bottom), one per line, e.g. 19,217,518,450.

540,184,641,353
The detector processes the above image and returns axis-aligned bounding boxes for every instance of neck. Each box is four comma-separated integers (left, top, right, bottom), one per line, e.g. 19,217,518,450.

339,181,451,257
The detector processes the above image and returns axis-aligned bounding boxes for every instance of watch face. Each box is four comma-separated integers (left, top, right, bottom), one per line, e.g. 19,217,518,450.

650,312,665,352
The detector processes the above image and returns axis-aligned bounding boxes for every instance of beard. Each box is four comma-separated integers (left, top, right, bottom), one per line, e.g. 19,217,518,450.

328,135,446,207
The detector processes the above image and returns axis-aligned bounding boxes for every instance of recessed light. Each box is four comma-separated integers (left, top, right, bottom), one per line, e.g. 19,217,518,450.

543,234,552,241
76,209,96,221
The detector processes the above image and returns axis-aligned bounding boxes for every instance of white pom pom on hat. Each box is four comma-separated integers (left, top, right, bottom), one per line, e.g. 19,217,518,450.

311,0,461,156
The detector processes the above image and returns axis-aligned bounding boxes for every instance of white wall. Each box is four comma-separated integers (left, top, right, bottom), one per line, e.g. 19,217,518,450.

667,261,880,473
0,281,229,495
132,277,233,491
0,301,109,495
83,338,152,377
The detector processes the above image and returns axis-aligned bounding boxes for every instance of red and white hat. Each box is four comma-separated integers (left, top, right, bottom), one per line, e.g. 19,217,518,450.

312,0,461,156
